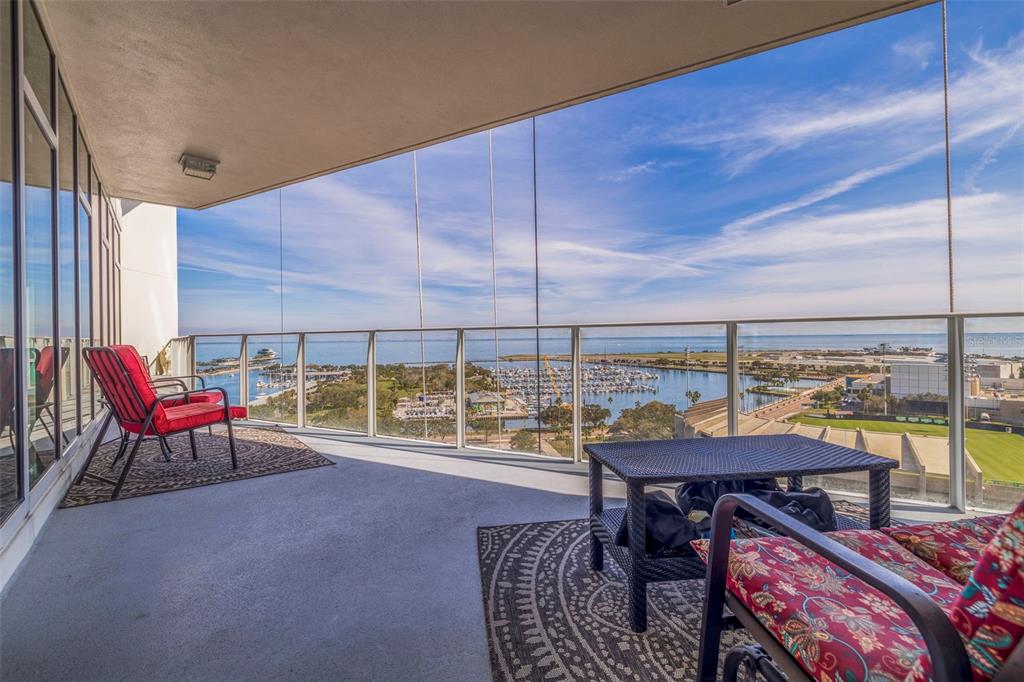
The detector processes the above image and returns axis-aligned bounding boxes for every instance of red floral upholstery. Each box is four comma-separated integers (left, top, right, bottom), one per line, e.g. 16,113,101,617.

692,530,964,681
884,514,1007,584
906,499,1024,682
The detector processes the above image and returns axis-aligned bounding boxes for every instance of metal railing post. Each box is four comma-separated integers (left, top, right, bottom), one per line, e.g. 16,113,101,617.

296,333,307,428
948,316,966,511
239,335,249,408
571,326,582,462
367,331,377,437
726,322,739,436
456,329,466,448
187,335,196,386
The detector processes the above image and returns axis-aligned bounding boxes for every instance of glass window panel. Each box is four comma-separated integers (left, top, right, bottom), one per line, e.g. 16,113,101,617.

948,1,1024,313
415,133,493,327
77,131,87,196
195,336,242,406
1,0,18,518
246,335,298,425
491,121,539,326
303,333,369,433
25,106,57,486
738,319,949,505
58,84,77,440
278,154,420,331
23,4,52,125
376,331,457,443
535,4,948,324
581,325,728,451
78,202,93,423
964,316,1024,512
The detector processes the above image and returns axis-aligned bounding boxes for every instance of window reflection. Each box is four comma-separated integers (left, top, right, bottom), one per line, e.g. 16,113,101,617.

1,0,17,518
59,84,77,441
25,107,58,486
23,4,52,125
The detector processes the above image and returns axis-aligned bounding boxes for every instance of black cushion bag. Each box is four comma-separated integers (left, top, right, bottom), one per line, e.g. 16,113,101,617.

614,490,699,558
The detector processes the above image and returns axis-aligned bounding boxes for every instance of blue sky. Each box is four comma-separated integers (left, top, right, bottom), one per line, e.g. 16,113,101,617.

178,1,1023,335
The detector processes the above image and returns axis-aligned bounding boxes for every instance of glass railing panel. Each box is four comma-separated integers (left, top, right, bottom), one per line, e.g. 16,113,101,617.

964,316,1024,512
738,319,949,505
463,328,543,454
194,336,243,406
246,335,299,425
375,331,457,443
303,332,369,433
581,325,729,453
535,329,573,457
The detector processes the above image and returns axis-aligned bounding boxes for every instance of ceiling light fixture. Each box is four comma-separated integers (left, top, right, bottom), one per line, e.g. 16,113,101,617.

179,153,219,180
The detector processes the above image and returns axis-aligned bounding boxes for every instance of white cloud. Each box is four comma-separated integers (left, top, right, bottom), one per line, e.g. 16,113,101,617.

892,37,937,68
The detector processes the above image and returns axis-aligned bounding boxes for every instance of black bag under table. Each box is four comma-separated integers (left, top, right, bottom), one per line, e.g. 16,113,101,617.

584,433,898,633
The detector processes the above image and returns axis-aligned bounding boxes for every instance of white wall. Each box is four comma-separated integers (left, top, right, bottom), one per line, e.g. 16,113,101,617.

119,201,178,363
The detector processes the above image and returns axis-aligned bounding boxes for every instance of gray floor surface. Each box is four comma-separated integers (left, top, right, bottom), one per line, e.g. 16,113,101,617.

1,429,602,681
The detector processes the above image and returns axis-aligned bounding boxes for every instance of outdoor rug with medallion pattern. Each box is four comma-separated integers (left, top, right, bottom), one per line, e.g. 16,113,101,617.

477,518,752,682
61,426,333,507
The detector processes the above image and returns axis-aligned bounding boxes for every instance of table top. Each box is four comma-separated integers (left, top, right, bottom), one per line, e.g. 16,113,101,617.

584,434,897,484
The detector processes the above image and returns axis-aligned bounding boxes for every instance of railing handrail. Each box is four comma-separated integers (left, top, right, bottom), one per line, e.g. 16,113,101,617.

180,309,1023,338
171,309,1024,513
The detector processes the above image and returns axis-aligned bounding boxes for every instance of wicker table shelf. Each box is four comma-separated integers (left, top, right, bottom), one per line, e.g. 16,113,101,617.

584,434,898,633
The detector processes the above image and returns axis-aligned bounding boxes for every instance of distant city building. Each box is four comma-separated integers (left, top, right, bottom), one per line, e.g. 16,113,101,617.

891,363,947,398
975,361,1020,379
845,373,885,395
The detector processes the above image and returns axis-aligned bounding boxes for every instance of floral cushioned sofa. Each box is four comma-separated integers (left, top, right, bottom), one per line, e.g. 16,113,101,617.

693,496,1024,682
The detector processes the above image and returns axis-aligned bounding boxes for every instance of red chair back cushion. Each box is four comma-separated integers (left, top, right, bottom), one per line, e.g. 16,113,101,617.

907,497,1024,682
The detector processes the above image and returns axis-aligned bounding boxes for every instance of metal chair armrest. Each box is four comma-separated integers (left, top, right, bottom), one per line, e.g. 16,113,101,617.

704,493,970,682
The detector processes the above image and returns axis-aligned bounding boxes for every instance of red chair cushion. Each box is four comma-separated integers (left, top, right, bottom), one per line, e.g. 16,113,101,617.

906,498,1024,682
160,391,223,406
692,530,963,681
884,514,1007,584
121,404,246,435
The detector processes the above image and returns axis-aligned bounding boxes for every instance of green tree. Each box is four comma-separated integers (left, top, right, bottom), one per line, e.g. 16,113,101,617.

580,403,611,436
685,389,702,407
811,388,843,415
608,400,675,441
540,402,572,437
510,430,537,452
469,416,498,444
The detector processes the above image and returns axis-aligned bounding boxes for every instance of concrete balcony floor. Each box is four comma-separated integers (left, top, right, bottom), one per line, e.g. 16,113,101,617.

0,427,967,681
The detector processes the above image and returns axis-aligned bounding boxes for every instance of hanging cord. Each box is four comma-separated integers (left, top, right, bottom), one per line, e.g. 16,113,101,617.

488,131,502,445
532,118,542,452
941,0,955,313
412,152,428,439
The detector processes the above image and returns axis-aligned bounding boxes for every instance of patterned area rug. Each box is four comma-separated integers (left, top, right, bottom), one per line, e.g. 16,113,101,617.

478,519,752,682
61,426,333,508
477,501,878,681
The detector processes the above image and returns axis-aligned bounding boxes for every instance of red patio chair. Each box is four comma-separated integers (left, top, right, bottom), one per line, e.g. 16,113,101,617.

79,345,247,500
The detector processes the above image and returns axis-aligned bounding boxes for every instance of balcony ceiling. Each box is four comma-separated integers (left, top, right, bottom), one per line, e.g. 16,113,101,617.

40,0,930,209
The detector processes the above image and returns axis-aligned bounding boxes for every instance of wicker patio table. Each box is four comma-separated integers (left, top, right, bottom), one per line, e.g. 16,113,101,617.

584,433,898,632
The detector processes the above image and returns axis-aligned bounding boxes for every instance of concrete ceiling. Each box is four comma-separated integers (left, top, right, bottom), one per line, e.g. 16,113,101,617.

39,0,931,210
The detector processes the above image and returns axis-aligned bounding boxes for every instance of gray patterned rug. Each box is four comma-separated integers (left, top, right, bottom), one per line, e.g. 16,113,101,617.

477,519,752,682
61,426,333,507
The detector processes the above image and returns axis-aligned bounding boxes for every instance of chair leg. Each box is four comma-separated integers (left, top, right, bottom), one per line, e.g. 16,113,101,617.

158,437,172,462
225,419,238,469
109,433,130,467
189,430,198,460
112,432,146,500
74,410,113,485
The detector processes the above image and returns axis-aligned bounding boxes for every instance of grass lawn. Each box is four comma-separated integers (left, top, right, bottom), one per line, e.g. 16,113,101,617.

790,415,1024,484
